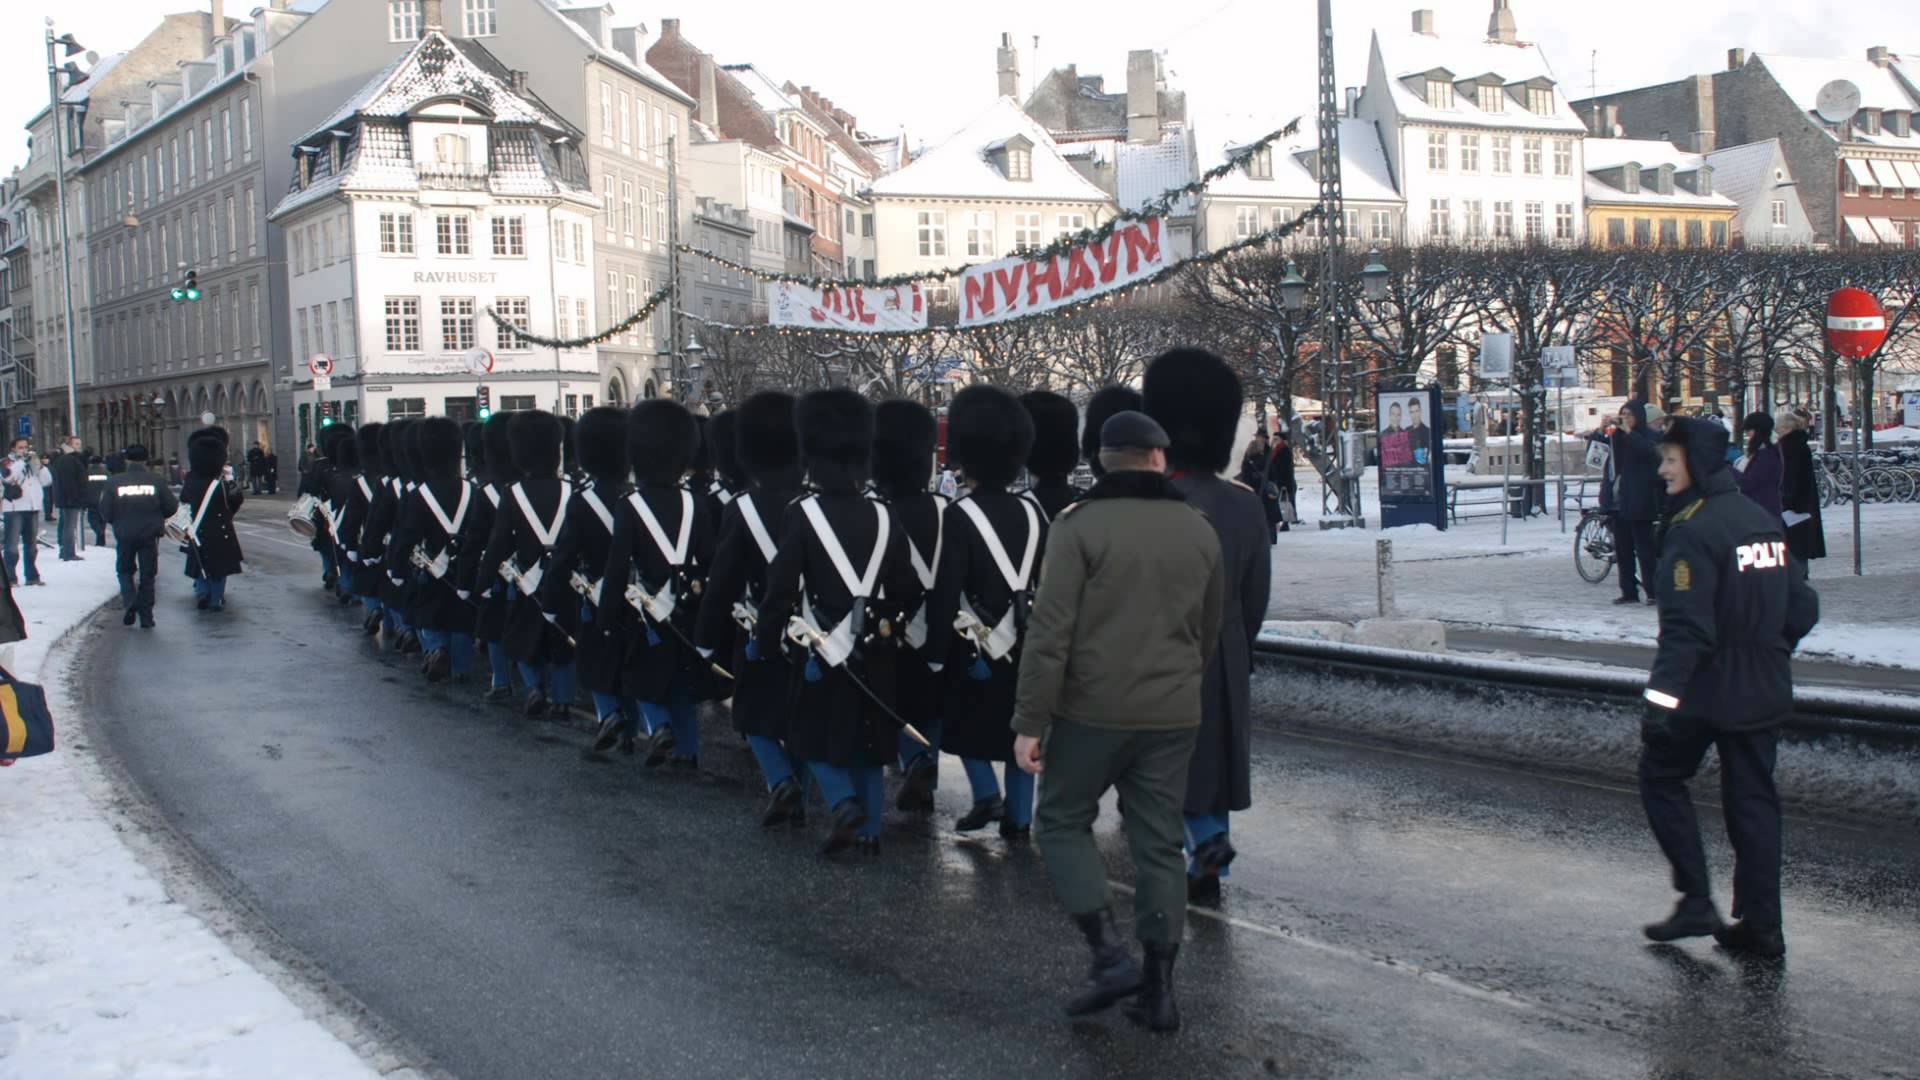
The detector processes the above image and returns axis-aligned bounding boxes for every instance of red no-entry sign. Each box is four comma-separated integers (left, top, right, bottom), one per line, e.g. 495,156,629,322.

1826,288,1887,359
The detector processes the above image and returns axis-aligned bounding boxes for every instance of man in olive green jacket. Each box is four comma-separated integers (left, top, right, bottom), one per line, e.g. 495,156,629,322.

1013,409,1224,1033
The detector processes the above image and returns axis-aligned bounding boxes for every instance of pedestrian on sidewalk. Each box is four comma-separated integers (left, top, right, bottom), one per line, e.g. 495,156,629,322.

99,444,177,628
1735,412,1784,521
1013,409,1225,1032
1638,417,1819,959
1609,401,1662,606
1144,349,1273,905
85,453,111,546
1,438,52,587
180,434,246,613
1775,410,1825,568
51,435,91,561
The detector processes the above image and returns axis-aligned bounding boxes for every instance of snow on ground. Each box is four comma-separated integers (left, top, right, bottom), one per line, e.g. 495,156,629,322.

0,549,382,1080
1271,476,1920,671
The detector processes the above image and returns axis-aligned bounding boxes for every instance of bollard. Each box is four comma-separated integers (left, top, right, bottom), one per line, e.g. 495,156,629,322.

1376,538,1395,618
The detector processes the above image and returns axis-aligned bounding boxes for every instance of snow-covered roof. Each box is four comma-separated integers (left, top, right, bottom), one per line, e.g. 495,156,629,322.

860,133,907,174
62,52,127,104
1370,29,1586,134
1205,117,1403,205
543,4,693,108
869,97,1113,204
1752,54,1920,148
1583,139,1736,209
722,64,798,116
1115,125,1198,215
301,33,569,146
1582,175,1735,210
1582,138,1699,171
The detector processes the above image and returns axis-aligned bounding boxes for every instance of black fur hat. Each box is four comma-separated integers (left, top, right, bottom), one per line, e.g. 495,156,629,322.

797,389,874,492
872,398,937,499
688,415,714,477
1021,390,1080,479
1081,385,1143,473
191,425,231,448
575,405,629,482
334,435,360,472
186,434,225,477
707,409,745,490
735,391,798,478
560,415,578,476
947,385,1033,490
628,399,698,486
508,410,564,479
1143,348,1244,474
462,421,485,481
356,422,386,476
417,416,464,478
483,412,521,486
398,418,426,483
318,423,352,462
379,419,411,481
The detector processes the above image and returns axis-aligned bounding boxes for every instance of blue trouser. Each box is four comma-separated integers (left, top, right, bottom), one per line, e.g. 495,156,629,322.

811,763,884,838
962,757,1034,827
3,511,40,585
590,692,643,738
638,676,698,760
486,640,514,690
361,596,381,617
192,576,228,609
417,629,475,676
58,506,84,559
516,661,577,705
1184,813,1232,878
748,735,808,791
316,544,336,584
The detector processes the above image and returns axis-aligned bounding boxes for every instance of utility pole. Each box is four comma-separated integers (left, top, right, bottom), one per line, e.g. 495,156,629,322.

45,21,83,442
1316,0,1359,524
666,132,681,402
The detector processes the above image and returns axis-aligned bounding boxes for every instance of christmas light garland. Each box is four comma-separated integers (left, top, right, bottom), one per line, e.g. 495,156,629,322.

484,284,673,350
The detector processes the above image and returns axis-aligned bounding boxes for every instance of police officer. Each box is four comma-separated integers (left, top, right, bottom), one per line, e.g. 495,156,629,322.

98,444,179,629
1639,416,1819,959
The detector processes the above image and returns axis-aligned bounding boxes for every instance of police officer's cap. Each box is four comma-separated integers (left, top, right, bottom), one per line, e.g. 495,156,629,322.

123,443,150,462
1100,411,1169,452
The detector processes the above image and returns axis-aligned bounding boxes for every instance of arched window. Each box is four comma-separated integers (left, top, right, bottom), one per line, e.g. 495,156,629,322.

434,133,470,166
607,375,626,406
642,379,657,400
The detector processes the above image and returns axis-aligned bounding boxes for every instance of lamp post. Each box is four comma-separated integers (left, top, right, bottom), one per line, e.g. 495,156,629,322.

44,21,86,442
682,335,705,405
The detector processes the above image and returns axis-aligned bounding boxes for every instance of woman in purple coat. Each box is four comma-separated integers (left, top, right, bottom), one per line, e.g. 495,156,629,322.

1736,411,1784,521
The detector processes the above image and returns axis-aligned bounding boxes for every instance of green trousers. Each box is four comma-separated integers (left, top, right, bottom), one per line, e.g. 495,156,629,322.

1034,719,1198,945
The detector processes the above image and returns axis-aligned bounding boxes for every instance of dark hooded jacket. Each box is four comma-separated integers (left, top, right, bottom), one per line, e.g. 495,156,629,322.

1646,418,1820,732
1778,427,1826,561
180,436,247,579
1610,401,1663,522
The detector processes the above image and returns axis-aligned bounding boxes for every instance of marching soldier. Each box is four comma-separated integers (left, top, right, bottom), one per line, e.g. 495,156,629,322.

478,411,579,723
1020,390,1080,520
754,389,916,855
324,428,365,609
1080,386,1143,481
605,399,722,768
695,392,810,818
871,399,948,814
539,407,636,755
387,417,479,683
706,408,747,505
1638,417,1819,959
179,433,246,613
1142,348,1272,902
925,386,1043,843
299,426,347,592
460,413,523,702
345,424,389,636
98,444,177,629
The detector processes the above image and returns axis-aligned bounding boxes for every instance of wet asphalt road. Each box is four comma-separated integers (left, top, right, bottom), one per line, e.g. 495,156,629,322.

81,500,1920,1080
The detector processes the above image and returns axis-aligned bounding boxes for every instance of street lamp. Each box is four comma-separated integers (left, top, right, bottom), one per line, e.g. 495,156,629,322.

1358,248,1390,302
44,21,87,442
1278,259,1308,312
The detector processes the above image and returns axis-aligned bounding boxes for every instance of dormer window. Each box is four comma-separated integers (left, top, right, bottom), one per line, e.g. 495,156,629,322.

989,135,1035,182
434,133,470,166
1481,85,1505,113
1656,165,1675,195
1008,146,1031,181
1890,111,1911,137
1428,79,1455,109
1528,86,1555,115
1860,109,1883,136
1622,163,1640,194
1246,147,1273,181
1697,165,1714,197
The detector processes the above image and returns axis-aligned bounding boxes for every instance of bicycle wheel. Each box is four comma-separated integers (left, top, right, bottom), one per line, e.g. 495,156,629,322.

1575,514,1614,585
1895,469,1918,503
1868,468,1897,504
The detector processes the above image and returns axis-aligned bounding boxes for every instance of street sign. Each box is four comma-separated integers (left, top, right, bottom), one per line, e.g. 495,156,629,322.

312,375,333,392
13,416,29,439
1826,288,1887,358
1478,333,1514,381
1541,345,1576,375
308,353,334,378
462,347,495,376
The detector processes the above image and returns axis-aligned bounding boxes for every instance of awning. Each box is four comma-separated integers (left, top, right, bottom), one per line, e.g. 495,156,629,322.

1869,217,1904,244
1844,158,1877,187
1868,159,1905,190
1844,216,1878,243
1897,160,1920,190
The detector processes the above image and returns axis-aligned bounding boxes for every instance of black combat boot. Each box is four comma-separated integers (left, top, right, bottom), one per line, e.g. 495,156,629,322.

761,778,803,828
423,650,450,683
1643,896,1726,942
522,687,549,718
591,713,623,754
398,629,422,655
955,795,1004,832
643,727,677,767
821,798,863,855
1064,909,1142,1016
1190,834,1237,878
1123,943,1181,1032
1714,920,1786,959
895,755,936,813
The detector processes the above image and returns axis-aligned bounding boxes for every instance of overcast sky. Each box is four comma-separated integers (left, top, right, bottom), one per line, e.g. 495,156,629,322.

4,0,1916,176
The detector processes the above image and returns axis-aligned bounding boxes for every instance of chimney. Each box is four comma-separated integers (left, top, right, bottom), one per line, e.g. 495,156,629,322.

421,0,442,31
1601,103,1619,138
1868,46,1892,69
1126,49,1160,144
1346,87,1360,118
205,0,224,55
660,18,680,38
996,32,1020,99
1488,0,1517,45
1412,9,1436,35
1728,48,1747,71
698,55,718,128
1687,74,1715,153
509,70,527,95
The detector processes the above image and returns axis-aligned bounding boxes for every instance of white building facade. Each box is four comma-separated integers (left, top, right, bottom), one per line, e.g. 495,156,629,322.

1199,118,1407,253
270,31,599,429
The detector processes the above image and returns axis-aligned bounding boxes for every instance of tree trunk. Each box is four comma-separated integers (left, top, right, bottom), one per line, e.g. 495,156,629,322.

1822,351,1839,452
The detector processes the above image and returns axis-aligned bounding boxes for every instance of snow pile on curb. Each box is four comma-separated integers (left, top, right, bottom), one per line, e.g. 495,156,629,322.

0,553,383,1079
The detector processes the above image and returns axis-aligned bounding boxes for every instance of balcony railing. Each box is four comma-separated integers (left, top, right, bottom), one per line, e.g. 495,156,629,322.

414,163,490,191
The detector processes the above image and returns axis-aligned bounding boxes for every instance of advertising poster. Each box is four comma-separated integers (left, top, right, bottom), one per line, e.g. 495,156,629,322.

1376,387,1446,529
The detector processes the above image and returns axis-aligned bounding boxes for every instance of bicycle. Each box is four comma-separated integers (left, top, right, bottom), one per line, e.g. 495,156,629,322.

1575,507,1616,584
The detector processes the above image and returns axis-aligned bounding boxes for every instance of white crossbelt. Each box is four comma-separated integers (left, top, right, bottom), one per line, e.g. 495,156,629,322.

623,489,693,623
790,497,888,668
415,482,472,580
569,489,618,607
903,495,947,649
504,481,570,594
954,497,1038,662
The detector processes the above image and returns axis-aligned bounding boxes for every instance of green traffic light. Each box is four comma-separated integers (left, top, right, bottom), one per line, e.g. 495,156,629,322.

170,287,185,302
320,416,333,427
477,407,492,420
185,287,201,301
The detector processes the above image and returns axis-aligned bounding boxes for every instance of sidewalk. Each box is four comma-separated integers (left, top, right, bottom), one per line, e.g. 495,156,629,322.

1272,480,1920,671
0,552,382,1079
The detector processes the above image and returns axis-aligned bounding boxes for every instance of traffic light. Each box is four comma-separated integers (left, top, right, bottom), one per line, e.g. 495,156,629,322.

318,400,337,428
171,269,200,303
476,384,491,421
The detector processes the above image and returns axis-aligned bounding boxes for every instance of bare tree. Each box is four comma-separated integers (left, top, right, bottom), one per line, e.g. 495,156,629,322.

1347,244,1482,388
1030,295,1182,394
1598,248,1754,412
1711,248,1826,418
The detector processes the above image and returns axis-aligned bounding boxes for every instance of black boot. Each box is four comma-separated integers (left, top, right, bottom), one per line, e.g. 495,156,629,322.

362,610,382,636
1714,920,1786,959
1065,909,1142,1016
423,650,451,682
821,798,863,855
761,778,803,828
546,702,576,726
895,754,936,812
522,687,549,718
591,713,623,753
955,795,1004,832
643,727,677,767
481,684,513,705
1190,833,1237,878
399,629,422,655
1643,896,1726,942
1124,943,1181,1032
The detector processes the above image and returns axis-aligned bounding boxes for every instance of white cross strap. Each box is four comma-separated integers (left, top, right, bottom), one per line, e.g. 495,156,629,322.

580,489,616,535
737,493,778,564
483,483,502,509
512,481,572,549
797,497,889,668
953,497,1040,662
356,476,374,504
902,495,947,650
711,479,736,506
420,482,472,543
627,489,693,567
186,482,220,542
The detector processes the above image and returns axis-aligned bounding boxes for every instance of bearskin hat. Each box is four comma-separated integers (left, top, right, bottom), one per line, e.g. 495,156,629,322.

560,414,578,476
416,416,464,478
356,422,386,476
1021,390,1080,479
735,391,798,478
186,433,226,477
1080,385,1143,473
379,419,410,482
508,410,563,479
707,410,744,489
798,389,874,492
872,398,937,499
462,421,486,482
947,385,1033,490
1143,347,1244,474
627,399,699,486
483,412,521,485
575,405,629,482
398,418,426,483
191,425,231,448
334,435,360,472
318,423,352,463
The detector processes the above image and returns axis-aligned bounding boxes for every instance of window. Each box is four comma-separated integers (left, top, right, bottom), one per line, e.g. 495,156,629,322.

224,194,236,258
1055,212,1087,239
1427,131,1449,171
1460,134,1480,173
169,137,180,188
1492,136,1512,175
652,107,665,162
917,210,947,257
326,301,340,357
1493,201,1514,239
1555,203,1575,241
1659,218,1678,245
1711,220,1729,246
433,133,469,166
321,217,335,265
384,297,420,351
572,222,586,263
1685,219,1704,246
1481,84,1506,114
616,181,634,241
440,297,476,351
576,299,588,339
655,191,667,245
1524,201,1544,240
203,119,215,175
1522,138,1543,175
600,84,614,148
389,1,422,41
845,209,856,236
1427,79,1454,108
495,297,529,350
1247,147,1273,181
1634,218,1652,244
1235,206,1262,239
297,308,309,363
240,97,252,158
221,108,233,162
1893,220,1908,246
499,396,535,412
491,215,525,257
966,210,996,256
1552,139,1573,177
1608,218,1627,245
1429,198,1450,238
1529,86,1554,115
863,259,876,281
1371,210,1393,242
463,0,496,36
1462,198,1484,239
435,213,470,256
1771,200,1787,227
555,297,571,341
618,91,632,153
1007,147,1032,181
377,211,413,255
244,186,257,255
